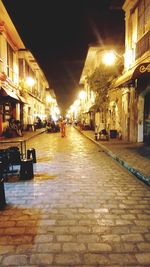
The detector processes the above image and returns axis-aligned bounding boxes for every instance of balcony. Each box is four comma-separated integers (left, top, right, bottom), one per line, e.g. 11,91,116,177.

135,30,150,59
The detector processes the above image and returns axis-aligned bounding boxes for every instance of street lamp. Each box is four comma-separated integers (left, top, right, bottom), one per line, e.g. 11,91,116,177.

79,90,86,100
26,76,35,87
102,50,116,66
102,50,124,67
46,95,53,103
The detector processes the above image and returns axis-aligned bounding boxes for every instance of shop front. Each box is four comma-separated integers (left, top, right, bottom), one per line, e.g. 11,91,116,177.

132,63,150,143
0,86,20,135
144,91,150,143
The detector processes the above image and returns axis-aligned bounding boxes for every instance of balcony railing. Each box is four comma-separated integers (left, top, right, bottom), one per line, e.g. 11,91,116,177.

135,30,150,59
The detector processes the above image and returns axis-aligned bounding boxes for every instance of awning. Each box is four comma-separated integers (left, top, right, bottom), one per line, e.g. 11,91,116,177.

132,63,150,80
113,62,150,88
0,87,19,100
18,95,27,103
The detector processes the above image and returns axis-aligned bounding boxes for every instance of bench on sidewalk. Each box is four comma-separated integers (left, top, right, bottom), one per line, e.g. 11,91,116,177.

0,147,21,180
95,129,109,141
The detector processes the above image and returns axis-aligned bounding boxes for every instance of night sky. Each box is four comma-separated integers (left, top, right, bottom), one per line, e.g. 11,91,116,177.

2,0,125,113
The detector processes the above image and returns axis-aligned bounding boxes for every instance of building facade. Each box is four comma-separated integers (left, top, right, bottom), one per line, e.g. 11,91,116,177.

0,0,25,133
0,0,57,135
18,49,49,128
110,0,150,143
79,45,122,132
79,0,150,143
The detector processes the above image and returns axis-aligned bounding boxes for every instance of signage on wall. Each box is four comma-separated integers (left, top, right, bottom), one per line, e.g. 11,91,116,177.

132,63,150,79
139,63,150,73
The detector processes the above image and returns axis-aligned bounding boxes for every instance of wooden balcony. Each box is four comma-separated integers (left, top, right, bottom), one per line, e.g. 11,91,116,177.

135,30,150,59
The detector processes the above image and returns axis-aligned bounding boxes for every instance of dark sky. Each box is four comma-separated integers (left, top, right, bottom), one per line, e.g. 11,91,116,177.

2,0,125,113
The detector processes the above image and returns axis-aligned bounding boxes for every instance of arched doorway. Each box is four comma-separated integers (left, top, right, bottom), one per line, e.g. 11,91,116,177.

144,91,150,143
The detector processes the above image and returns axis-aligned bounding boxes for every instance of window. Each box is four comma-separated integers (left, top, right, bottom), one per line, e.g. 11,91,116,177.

137,0,150,40
19,58,24,79
7,43,13,80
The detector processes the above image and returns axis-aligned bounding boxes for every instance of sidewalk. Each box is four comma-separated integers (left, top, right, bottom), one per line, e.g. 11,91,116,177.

0,128,46,156
0,128,46,142
21,128,46,140
75,127,150,186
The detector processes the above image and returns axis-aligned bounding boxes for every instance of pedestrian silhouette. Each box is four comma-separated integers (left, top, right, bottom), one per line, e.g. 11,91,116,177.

60,118,66,137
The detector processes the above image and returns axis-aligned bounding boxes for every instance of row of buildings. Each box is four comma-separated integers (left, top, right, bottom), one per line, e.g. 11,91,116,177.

0,0,59,135
73,0,150,143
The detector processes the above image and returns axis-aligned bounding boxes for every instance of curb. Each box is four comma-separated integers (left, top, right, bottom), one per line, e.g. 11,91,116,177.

76,127,150,187
25,129,46,141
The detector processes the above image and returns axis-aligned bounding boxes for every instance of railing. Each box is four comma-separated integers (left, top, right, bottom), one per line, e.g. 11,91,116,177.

135,30,150,59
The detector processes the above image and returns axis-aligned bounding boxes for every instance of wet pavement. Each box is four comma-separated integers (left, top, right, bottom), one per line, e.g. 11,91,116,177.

0,126,150,266
76,127,150,186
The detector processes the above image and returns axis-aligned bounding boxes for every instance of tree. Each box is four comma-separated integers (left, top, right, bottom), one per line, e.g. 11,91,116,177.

89,63,121,107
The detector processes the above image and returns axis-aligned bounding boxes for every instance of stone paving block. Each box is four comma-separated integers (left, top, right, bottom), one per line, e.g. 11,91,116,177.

57,219,77,225
16,244,36,253
36,243,61,252
101,234,121,242
4,227,25,235
29,254,53,265
145,234,150,241
56,234,75,242
2,255,28,265
63,243,86,252
135,253,150,265
84,253,110,265
137,243,150,252
77,234,99,242
54,253,81,265
109,253,138,265
69,226,91,233
0,245,16,254
112,243,138,253
134,220,150,227
88,243,112,252
121,233,144,242
34,234,53,243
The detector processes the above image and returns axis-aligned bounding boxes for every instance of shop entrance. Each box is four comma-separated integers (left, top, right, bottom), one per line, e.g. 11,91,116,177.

144,91,150,143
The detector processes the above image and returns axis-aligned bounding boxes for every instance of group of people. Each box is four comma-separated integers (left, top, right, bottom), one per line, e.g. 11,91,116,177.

2,116,67,139
46,117,67,137
2,118,23,138
46,120,60,133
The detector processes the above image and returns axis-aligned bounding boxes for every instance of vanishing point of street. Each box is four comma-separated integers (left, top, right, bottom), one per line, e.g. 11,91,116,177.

0,126,150,266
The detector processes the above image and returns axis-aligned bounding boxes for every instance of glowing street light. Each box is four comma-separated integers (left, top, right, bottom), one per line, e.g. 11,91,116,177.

102,50,116,66
79,90,86,100
26,76,35,86
46,95,53,103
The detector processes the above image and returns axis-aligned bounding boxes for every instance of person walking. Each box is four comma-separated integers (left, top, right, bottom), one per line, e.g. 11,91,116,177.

60,118,66,137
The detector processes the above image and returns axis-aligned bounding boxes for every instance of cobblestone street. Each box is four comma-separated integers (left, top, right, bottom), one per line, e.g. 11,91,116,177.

0,126,150,266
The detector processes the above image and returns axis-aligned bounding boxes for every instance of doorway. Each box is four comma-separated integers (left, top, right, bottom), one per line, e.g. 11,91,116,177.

144,91,150,143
